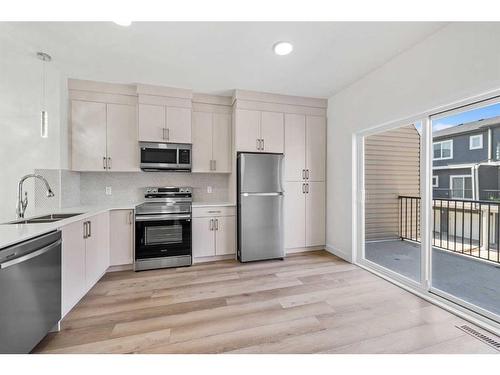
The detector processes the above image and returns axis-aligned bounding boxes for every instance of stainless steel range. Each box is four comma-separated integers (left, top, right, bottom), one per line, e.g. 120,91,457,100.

135,187,192,271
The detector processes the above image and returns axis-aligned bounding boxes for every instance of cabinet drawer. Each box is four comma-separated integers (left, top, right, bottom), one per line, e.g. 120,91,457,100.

192,206,236,218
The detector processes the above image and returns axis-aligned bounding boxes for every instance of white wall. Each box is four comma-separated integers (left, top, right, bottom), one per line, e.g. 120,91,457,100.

326,22,500,262
0,29,66,222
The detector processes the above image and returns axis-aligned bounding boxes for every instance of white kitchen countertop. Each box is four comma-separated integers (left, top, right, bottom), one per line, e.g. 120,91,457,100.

0,200,235,249
0,202,142,250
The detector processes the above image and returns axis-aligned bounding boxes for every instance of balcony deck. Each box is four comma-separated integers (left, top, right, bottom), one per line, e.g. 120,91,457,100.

365,239,500,317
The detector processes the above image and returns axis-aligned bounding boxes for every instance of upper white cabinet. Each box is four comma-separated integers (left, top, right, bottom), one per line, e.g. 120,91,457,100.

284,114,306,181
71,100,107,171
306,116,326,181
192,110,231,173
284,113,326,182
138,104,165,142
212,113,232,172
137,84,193,144
235,109,284,153
69,80,139,172
107,104,138,171
72,100,139,172
166,107,192,143
138,104,191,143
261,111,284,153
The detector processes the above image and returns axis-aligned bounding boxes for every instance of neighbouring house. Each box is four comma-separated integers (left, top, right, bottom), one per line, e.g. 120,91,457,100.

433,115,500,201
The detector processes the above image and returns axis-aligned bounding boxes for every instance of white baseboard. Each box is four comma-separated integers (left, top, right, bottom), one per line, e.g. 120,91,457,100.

107,264,134,272
193,254,236,264
285,246,324,254
325,244,352,263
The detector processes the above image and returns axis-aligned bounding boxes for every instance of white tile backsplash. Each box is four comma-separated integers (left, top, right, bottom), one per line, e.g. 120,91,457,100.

34,170,230,208
79,172,230,205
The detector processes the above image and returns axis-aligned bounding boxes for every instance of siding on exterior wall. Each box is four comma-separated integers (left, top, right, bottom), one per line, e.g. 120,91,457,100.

365,125,421,241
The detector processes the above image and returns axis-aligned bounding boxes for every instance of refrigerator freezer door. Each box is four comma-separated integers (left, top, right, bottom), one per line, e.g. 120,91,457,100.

238,193,284,262
238,153,283,193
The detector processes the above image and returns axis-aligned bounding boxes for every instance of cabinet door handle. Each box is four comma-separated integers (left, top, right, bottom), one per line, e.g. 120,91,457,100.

88,221,92,237
83,221,87,239
209,218,214,231
261,139,265,150
256,139,260,150
128,211,133,225
306,183,309,194
306,169,309,180
302,183,305,194
162,128,166,140
213,159,216,171
302,169,305,179
103,156,107,170
166,128,170,141
215,218,219,231
208,210,221,214
107,157,112,170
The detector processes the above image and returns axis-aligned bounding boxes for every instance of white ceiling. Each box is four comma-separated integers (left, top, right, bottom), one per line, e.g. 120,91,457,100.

2,22,446,98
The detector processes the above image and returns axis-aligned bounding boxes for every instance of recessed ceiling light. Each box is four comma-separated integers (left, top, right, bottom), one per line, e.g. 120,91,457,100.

273,41,293,56
113,20,132,27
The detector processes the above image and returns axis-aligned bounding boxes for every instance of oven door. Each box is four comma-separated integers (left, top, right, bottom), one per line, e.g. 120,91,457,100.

135,214,192,259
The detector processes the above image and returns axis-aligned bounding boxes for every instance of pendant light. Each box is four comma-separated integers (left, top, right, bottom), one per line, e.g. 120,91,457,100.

37,52,51,138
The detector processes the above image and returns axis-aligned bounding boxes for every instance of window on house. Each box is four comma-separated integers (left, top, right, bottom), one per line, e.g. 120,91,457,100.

433,140,453,160
432,176,439,187
469,134,483,150
450,175,472,199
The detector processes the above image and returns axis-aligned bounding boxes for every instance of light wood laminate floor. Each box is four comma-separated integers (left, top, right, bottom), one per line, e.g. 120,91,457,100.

33,251,499,354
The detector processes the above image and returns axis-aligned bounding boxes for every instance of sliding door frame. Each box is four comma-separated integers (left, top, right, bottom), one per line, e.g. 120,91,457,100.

353,87,500,335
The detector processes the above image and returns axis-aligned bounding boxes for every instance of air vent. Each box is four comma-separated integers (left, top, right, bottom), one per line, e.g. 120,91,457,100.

456,324,500,351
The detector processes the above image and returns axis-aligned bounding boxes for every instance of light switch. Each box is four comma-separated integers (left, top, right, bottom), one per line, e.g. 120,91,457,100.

105,186,112,195
207,186,212,194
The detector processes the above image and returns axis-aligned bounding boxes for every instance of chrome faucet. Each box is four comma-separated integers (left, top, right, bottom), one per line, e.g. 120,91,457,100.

16,174,55,218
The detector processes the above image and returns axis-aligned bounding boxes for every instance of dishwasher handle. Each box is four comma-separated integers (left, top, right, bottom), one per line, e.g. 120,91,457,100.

0,239,61,269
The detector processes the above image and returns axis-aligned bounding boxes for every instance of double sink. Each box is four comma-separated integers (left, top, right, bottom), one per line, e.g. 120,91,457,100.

8,213,82,224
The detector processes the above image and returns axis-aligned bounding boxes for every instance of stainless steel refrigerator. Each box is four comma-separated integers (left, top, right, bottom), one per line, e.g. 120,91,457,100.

237,153,284,262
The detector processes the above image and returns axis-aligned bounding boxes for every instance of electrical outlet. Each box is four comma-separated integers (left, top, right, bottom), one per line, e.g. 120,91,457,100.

207,186,212,194
105,186,112,195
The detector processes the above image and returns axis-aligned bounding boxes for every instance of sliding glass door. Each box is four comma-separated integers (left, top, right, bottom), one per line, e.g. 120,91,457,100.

359,96,500,324
430,100,500,321
362,122,423,283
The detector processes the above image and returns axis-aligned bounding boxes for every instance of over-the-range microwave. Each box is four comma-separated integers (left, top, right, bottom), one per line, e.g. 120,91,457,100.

139,142,191,172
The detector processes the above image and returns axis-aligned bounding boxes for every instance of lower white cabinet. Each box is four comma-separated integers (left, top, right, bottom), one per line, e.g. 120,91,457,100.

61,211,110,317
85,212,110,289
192,207,236,259
61,219,87,317
284,181,325,250
109,210,134,266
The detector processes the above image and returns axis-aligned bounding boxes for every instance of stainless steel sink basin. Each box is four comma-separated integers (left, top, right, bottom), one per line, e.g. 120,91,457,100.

7,213,83,224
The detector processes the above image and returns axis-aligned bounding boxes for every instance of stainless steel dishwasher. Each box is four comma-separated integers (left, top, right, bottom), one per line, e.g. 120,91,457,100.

0,230,62,353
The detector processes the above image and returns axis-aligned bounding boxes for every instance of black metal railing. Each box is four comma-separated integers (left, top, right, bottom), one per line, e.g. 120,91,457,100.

399,196,500,264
